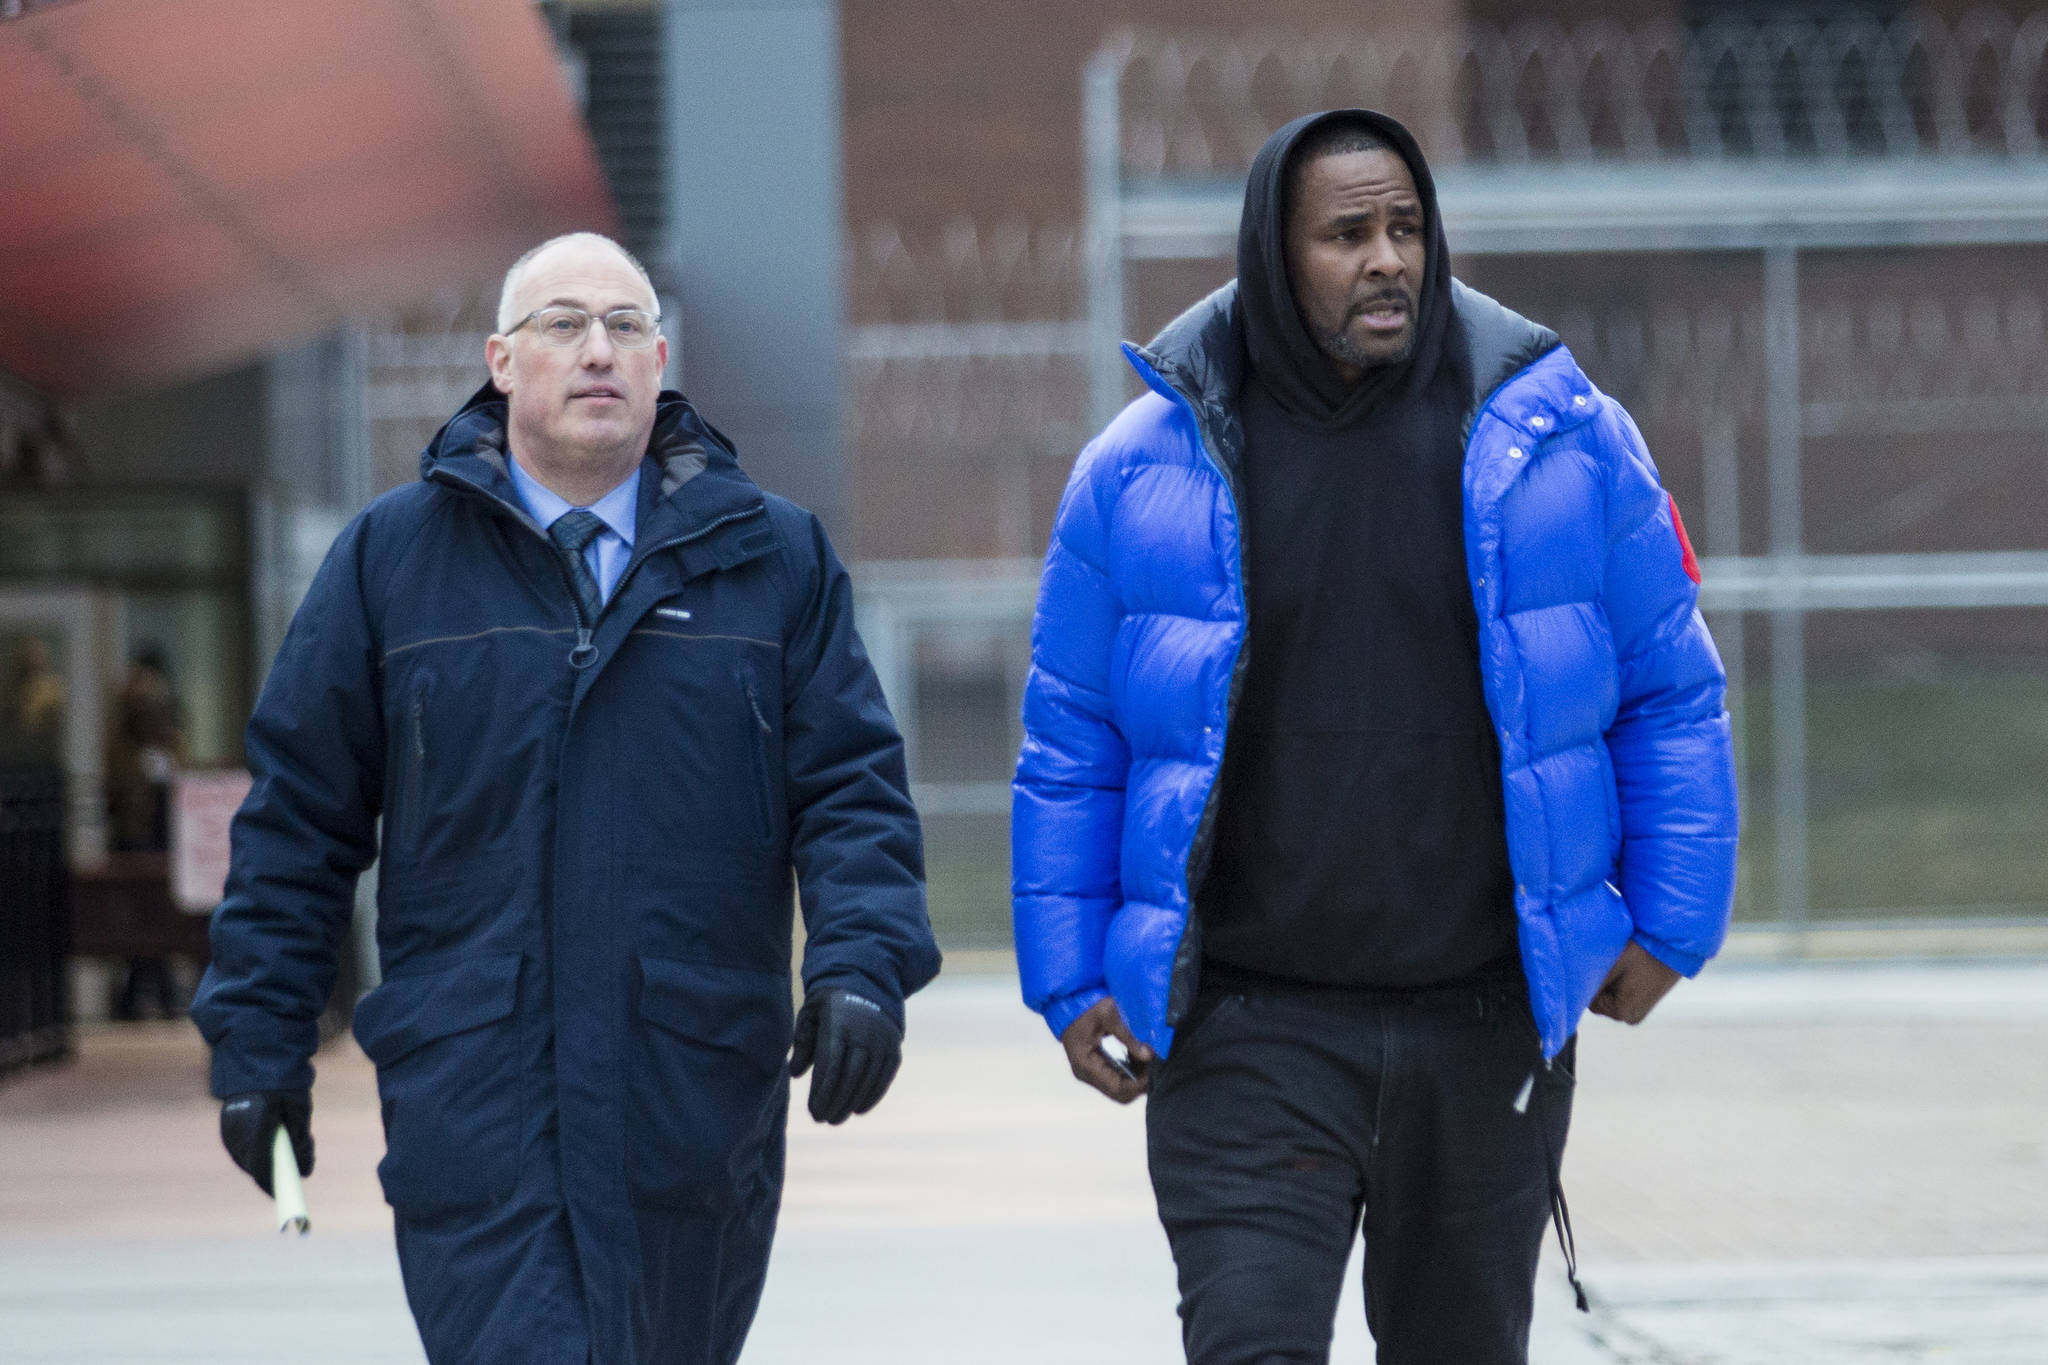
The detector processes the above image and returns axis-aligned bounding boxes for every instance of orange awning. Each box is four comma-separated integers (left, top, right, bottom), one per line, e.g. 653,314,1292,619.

0,0,618,401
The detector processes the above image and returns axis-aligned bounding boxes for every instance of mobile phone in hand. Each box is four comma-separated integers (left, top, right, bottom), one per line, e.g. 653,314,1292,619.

1099,1037,1146,1084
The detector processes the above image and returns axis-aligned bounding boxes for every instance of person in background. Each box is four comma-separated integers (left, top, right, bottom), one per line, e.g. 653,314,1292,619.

105,644,184,1019
192,232,940,1365
1011,110,1738,1364
4,635,65,764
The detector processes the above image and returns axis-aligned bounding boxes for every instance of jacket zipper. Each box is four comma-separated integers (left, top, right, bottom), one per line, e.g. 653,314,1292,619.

741,668,776,841
1138,348,1516,1028
610,506,761,609
1137,351,1254,1028
1130,322,1552,1034
402,677,429,849
547,554,599,669
427,468,765,670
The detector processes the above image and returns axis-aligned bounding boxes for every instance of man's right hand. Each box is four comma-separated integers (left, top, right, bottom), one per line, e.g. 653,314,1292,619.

1059,997,1154,1104
219,1091,314,1197
790,988,903,1125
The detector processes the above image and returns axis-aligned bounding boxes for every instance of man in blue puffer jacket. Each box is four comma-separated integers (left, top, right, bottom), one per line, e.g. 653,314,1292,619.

1012,111,1737,1363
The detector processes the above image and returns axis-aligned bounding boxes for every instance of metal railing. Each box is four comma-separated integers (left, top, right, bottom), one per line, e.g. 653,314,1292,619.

844,7,2048,946
1081,10,2048,945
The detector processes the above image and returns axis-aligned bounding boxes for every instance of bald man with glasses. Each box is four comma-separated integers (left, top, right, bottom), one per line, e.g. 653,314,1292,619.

193,232,940,1365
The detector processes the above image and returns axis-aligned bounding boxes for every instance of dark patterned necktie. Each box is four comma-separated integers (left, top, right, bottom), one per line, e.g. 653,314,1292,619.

548,508,606,623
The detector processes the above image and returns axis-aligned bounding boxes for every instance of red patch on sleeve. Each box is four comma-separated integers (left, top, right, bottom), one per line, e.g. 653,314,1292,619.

1669,494,1702,584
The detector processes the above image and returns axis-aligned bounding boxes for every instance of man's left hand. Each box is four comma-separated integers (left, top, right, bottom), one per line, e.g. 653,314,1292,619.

1588,941,1682,1025
790,988,903,1125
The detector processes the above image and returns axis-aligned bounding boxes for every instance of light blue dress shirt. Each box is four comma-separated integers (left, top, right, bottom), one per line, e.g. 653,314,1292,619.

505,454,639,606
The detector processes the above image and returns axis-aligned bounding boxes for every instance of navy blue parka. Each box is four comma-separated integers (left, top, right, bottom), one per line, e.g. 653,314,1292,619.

193,384,941,1364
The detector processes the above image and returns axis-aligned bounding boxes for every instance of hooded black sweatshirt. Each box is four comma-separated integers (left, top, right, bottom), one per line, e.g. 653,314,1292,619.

1195,110,1519,991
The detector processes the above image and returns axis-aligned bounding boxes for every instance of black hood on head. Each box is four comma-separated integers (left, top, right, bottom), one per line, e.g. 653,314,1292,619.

1236,109,1457,427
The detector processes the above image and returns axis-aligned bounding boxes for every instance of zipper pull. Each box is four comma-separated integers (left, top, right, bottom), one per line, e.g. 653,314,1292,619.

568,627,598,670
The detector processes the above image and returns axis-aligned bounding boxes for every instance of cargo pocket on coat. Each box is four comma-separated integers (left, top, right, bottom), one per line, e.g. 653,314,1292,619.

628,955,791,1212
352,952,524,1219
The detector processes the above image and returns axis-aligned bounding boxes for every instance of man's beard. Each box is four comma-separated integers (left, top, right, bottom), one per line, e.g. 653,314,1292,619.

1317,320,1416,372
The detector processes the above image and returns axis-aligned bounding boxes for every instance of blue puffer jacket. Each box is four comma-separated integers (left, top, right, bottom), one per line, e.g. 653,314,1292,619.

1012,282,1737,1059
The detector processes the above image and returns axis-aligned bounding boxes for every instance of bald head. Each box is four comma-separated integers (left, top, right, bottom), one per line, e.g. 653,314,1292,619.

496,232,658,333
485,231,670,505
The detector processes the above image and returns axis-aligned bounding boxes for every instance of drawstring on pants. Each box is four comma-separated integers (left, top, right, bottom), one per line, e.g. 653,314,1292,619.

1539,1115,1588,1312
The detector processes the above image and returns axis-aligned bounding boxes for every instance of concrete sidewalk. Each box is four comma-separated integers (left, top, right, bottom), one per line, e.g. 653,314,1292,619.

2,959,2045,1363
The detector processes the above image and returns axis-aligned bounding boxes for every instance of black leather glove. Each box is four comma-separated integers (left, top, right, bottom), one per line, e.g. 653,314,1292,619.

789,988,902,1125
219,1090,314,1197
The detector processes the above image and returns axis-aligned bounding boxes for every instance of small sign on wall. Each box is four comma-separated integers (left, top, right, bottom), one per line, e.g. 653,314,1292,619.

173,769,252,914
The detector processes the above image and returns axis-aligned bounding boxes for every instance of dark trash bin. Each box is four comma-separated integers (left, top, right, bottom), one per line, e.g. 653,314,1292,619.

0,768,72,1076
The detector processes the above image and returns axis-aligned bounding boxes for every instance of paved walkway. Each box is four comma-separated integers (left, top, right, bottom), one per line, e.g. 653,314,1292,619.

2,960,2044,1362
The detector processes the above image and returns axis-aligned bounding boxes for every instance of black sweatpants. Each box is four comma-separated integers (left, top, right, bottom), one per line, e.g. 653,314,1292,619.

1145,980,1575,1365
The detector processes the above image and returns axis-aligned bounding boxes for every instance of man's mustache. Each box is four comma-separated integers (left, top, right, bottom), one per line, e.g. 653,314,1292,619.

1347,289,1413,318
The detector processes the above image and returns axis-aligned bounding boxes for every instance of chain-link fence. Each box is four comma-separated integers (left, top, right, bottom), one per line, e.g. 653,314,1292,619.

351,11,2048,950
843,12,2048,951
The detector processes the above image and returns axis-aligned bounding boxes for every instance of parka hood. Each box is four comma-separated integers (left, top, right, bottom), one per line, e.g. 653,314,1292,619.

421,381,748,500
418,381,765,537
1133,279,1561,453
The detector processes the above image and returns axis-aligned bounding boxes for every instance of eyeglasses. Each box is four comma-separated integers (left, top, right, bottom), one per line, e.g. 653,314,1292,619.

504,306,662,349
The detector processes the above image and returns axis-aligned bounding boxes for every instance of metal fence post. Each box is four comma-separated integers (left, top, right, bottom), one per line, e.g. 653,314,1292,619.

1701,417,1752,921
1764,243,1810,942
856,590,915,775
1083,44,1126,436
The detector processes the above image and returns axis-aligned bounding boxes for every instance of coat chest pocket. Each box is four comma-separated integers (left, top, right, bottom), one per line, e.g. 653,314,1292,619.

353,953,524,1219
627,955,791,1212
